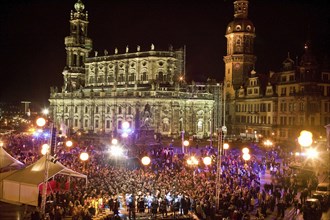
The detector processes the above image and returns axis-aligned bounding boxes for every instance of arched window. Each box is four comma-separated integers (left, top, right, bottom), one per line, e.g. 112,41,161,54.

158,72,164,81
142,72,147,81
197,121,203,132
162,118,170,132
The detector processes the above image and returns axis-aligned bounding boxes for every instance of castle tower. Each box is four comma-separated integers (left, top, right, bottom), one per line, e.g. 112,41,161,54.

223,0,256,98
63,0,93,91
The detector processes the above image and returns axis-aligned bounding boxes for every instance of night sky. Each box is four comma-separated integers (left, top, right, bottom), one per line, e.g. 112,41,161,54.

0,0,329,107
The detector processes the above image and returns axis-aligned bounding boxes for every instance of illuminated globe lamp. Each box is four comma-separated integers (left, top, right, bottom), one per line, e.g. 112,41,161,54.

242,147,249,155
36,117,46,127
223,143,229,156
111,138,118,145
80,152,89,172
141,156,151,166
298,130,313,147
203,156,212,166
65,140,73,148
0,141,4,147
41,144,50,155
183,140,189,153
80,152,89,161
122,121,130,130
242,153,251,162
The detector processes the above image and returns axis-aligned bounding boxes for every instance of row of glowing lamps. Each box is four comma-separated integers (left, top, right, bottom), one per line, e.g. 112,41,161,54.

36,117,89,162
263,130,318,159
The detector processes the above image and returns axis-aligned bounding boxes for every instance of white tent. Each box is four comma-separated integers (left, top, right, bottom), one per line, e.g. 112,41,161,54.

0,146,25,201
0,146,24,172
1,155,87,206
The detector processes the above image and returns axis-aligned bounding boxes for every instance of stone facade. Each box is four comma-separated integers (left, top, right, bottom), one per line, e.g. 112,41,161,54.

49,0,222,139
225,0,330,143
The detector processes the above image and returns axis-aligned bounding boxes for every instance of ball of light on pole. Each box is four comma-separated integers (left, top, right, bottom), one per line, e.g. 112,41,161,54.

141,156,151,166
41,144,50,155
203,156,212,166
242,153,251,161
122,121,130,130
65,140,73,147
0,141,4,147
242,147,249,154
111,138,118,145
223,143,229,150
183,140,189,147
36,117,46,127
80,152,89,161
298,130,313,147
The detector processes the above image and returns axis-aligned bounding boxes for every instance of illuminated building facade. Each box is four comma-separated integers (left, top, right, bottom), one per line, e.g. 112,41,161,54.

49,0,222,139
225,0,330,143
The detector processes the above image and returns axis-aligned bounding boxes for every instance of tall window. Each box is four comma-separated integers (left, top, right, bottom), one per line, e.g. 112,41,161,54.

106,120,110,129
84,119,88,127
74,119,78,127
197,121,203,132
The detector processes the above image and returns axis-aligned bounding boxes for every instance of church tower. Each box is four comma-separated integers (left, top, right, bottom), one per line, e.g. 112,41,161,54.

223,0,256,98
63,0,92,91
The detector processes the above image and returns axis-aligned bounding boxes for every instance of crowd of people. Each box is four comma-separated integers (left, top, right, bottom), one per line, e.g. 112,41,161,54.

0,133,323,220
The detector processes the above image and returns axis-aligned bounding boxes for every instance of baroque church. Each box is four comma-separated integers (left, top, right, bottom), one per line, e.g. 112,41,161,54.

49,0,222,141
49,0,330,145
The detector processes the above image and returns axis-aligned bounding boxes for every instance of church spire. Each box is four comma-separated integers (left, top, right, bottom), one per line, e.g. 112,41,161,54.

62,0,93,91
234,0,249,19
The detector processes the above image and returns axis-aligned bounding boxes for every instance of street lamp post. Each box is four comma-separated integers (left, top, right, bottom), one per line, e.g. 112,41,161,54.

141,156,151,179
183,140,189,154
181,130,185,154
36,117,52,218
242,147,251,168
187,156,199,186
79,152,89,172
223,143,229,156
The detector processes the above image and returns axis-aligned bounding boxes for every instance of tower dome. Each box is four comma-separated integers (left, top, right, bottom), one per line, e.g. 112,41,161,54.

226,0,255,35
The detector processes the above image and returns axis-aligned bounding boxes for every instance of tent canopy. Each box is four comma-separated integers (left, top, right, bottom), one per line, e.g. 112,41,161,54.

4,155,87,186
0,146,24,171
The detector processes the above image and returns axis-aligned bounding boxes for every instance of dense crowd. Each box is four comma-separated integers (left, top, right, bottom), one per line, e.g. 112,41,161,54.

0,133,321,220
